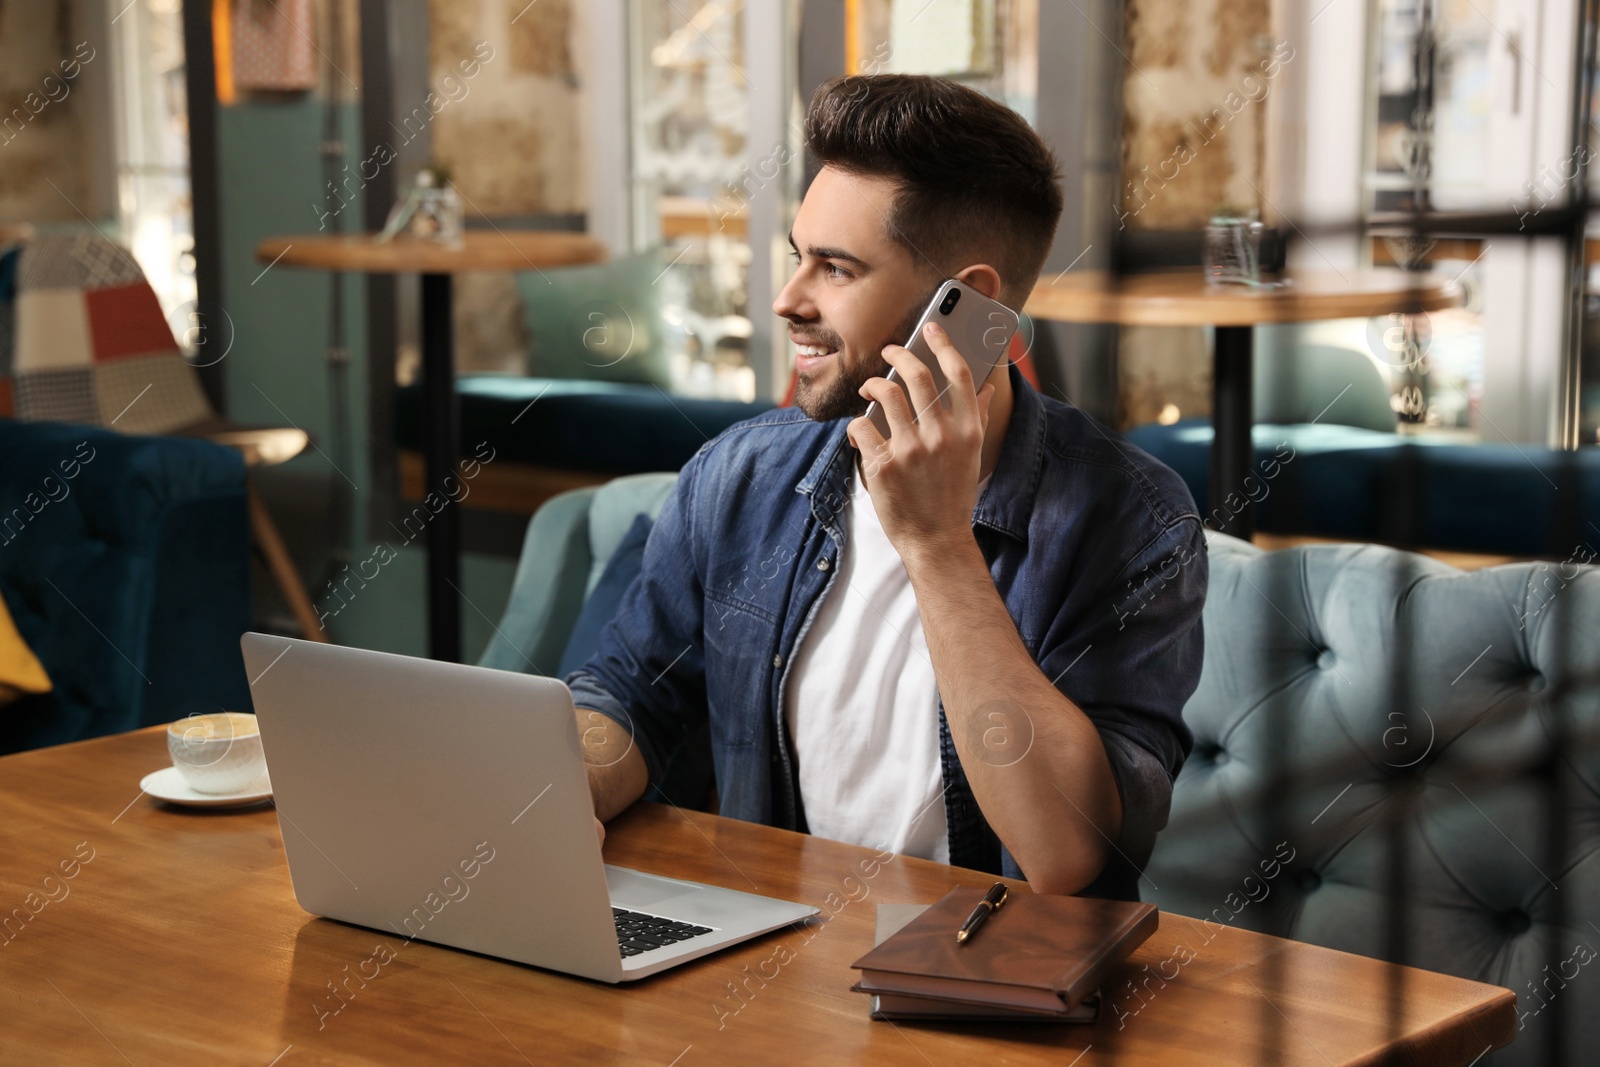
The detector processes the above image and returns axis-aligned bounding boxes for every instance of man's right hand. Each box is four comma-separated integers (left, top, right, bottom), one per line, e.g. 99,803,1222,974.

575,707,649,823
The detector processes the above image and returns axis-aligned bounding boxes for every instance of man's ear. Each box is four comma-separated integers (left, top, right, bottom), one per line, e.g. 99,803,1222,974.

953,264,1003,301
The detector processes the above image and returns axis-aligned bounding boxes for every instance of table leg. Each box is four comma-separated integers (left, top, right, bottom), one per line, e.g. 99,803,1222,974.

1210,325,1255,540
420,272,462,662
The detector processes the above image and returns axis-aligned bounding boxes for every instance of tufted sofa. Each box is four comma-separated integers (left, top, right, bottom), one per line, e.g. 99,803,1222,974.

0,418,254,754
1147,531,1598,1066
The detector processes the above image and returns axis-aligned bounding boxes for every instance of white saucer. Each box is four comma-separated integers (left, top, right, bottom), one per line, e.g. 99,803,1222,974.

139,765,273,809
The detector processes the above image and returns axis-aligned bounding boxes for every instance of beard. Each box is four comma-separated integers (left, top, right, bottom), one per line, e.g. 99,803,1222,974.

791,285,939,423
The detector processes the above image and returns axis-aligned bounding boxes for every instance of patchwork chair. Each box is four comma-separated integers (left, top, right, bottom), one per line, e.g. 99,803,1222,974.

5,232,326,642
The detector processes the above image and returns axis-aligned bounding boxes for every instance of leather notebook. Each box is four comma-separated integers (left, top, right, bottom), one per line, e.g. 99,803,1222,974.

856,904,1100,1022
850,885,1158,1016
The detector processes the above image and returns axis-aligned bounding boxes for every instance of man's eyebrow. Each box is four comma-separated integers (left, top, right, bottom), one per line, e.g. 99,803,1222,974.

787,231,869,269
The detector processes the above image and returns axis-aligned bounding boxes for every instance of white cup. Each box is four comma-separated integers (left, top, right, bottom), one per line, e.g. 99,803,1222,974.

167,712,266,794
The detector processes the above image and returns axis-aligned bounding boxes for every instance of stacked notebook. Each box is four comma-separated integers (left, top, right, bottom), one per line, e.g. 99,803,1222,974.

850,886,1158,1022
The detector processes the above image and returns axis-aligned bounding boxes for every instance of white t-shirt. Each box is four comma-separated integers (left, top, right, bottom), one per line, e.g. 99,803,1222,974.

782,460,992,863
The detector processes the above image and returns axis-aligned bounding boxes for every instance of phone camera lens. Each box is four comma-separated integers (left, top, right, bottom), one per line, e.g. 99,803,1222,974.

939,289,961,315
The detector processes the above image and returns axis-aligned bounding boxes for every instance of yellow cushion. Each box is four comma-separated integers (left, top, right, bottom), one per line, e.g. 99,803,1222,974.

0,594,51,706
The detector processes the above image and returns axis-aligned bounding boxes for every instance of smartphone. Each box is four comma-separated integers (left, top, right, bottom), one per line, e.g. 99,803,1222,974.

865,278,1020,440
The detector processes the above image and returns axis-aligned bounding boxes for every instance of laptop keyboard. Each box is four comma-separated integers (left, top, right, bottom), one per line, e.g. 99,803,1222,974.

612,907,715,958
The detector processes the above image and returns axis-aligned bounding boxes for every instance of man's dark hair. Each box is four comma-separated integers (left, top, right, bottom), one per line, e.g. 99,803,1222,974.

804,74,1064,310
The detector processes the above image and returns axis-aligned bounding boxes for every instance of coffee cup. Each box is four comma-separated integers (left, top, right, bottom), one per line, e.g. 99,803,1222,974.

167,711,267,794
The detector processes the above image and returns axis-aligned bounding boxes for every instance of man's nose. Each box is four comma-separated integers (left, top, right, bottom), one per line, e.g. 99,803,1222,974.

773,269,811,321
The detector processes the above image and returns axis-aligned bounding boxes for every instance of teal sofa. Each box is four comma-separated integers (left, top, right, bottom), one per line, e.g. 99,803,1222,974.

0,419,254,754
1145,533,1595,1066
493,471,1596,1064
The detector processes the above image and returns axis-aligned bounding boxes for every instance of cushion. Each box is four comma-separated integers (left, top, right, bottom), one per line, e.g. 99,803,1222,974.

1253,341,1395,432
0,591,50,707
393,375,774,474
558,512,653,677
516,249,673,387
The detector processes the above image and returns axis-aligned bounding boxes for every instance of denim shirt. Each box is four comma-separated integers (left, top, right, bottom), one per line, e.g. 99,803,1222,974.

568,361,1208,899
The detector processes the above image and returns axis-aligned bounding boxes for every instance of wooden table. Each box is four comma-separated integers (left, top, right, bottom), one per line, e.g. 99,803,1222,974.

254,231,607,662
1,728,1514,1065
1025,269,1464,539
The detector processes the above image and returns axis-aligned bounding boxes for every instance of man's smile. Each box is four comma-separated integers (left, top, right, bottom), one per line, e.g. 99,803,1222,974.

791,334,841,373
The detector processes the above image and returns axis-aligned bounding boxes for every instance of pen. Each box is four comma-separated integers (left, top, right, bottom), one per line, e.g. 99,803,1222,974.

956,882,1009,944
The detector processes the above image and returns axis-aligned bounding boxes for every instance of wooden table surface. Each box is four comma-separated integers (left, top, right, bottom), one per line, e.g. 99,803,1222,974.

1024,269,1465,327
255,231,607,274
0,728,1514,1066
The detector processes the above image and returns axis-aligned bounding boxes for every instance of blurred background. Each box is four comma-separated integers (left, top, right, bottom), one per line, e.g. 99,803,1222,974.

0,0,1595,655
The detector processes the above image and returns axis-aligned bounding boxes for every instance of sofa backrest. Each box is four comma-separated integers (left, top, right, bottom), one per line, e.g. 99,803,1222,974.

479,472,679,677
1148,531,1598,1065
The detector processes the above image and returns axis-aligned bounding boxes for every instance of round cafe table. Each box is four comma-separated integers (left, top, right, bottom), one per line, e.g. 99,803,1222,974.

1024,269,1465,539
255,231,607,662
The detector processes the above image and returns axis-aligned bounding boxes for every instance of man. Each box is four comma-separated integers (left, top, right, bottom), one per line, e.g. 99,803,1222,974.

570,74,1206,898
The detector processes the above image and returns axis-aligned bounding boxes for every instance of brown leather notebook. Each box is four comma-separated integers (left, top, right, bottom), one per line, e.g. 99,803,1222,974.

850,885,1158,1016
852,904,1101,1022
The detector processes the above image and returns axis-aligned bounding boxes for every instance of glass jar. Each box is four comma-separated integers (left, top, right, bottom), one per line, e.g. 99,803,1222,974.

1203,215,1264,286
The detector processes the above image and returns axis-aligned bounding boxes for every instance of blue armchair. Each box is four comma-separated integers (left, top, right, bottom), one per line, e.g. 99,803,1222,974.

0,419,254,754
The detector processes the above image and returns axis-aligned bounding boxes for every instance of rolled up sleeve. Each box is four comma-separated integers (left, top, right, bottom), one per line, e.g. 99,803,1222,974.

564,453,711,788
1039,517,1208,868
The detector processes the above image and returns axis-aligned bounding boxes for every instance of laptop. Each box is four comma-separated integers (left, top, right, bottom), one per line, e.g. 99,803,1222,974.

241,634,818,983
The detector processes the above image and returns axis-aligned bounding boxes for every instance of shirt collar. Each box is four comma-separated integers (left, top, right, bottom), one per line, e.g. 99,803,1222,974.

797,360,1044,544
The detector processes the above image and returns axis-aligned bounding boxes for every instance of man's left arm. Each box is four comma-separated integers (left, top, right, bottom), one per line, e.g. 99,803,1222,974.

903,520,1205,894
850,322,1205,894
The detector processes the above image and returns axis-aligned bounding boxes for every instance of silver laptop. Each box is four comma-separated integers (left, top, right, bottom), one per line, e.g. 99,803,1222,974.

241,634,818,983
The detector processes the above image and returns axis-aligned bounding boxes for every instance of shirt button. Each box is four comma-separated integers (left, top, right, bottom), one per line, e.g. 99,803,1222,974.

772,654,783,668
817,558,831,571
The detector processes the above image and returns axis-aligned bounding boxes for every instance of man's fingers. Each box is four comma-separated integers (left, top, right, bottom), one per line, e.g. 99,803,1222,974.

880,343,940,419
596,816,606,847
849,414,894,479
922,321,980,423
859,375,915,438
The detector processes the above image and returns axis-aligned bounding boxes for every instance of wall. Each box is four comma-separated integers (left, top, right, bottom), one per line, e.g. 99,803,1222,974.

0,2,114,226
1117,0,1280,429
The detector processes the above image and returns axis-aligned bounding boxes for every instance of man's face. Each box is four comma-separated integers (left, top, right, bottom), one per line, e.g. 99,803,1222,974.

773,166,941,422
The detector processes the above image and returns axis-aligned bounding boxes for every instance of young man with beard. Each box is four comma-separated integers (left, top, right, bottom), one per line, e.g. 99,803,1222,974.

570,74,1206,897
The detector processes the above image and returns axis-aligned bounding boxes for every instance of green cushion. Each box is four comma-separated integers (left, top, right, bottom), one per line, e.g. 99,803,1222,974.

516,249,673,388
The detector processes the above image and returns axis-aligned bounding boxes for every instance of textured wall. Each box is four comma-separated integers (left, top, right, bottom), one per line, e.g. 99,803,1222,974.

1120,0,1277,231
1116,0,1282,430
426,0,588,373
0,2,112,225
428,0,584,217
